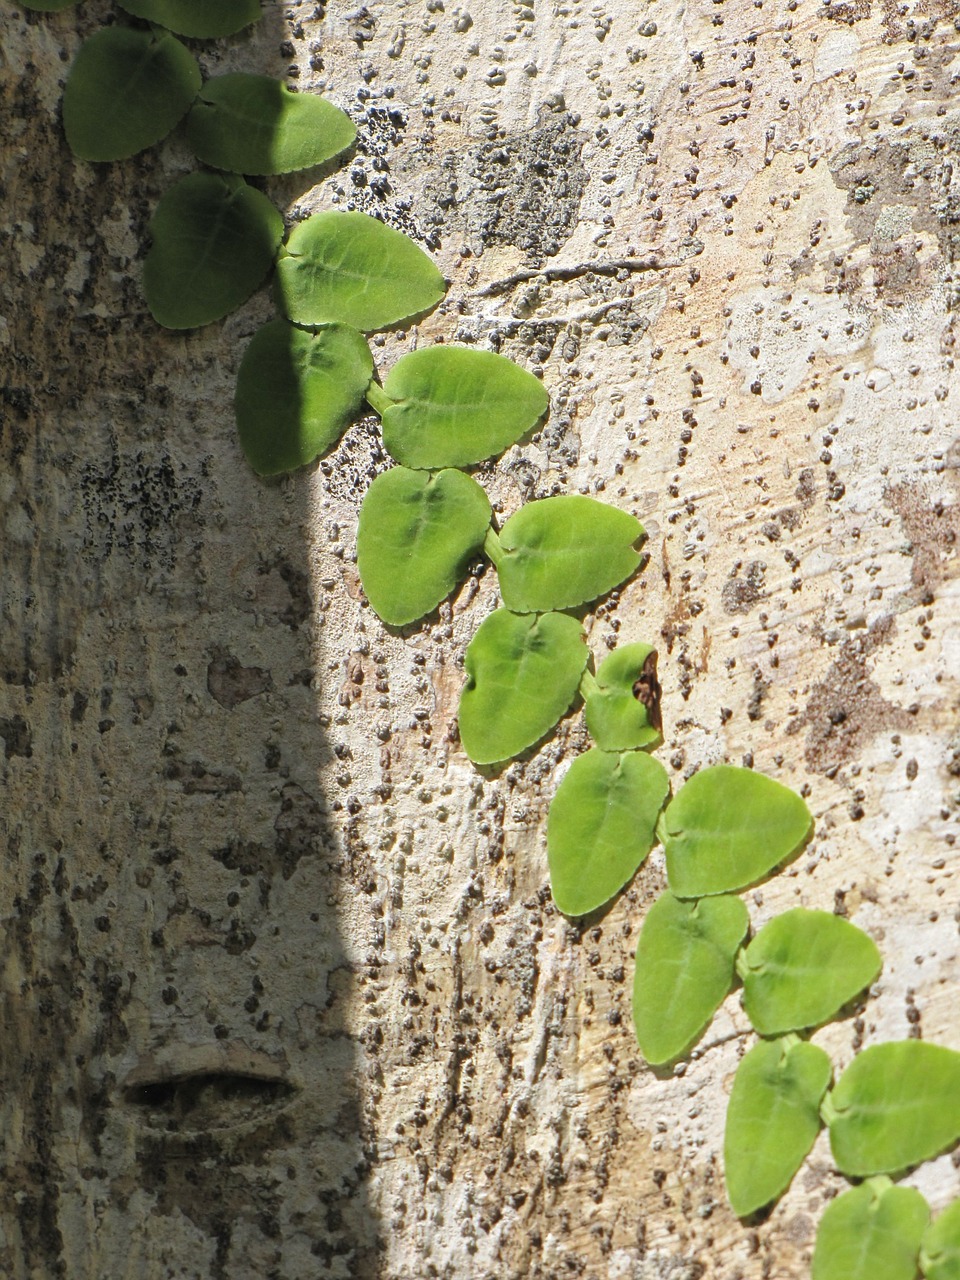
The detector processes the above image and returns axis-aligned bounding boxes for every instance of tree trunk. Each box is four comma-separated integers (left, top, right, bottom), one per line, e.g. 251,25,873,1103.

2,1,959,1276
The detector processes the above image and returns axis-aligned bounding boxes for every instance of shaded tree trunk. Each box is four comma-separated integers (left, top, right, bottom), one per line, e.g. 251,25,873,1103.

2,1,959,1276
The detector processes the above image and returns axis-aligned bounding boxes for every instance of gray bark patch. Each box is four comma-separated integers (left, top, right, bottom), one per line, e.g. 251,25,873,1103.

420,113,587,259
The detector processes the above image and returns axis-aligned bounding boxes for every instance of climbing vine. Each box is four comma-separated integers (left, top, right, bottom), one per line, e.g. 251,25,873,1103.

21,1,960,1275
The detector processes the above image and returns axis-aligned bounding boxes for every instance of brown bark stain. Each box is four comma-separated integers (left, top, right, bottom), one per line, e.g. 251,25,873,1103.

789,616,912,774
886,480,960,605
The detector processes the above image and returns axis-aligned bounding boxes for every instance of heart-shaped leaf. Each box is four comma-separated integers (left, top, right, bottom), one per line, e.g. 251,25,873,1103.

813,1180,929,1280
584,643,662,750
491,496,645,613
459,610,587,765
276,211,446,332
739,909,882,1036
632,891,748,1065
186,74,356,176
62,27,201,162
235,320,373,476
357,467,491,626
117,0,262,37
825,1042,960,1177
921,1200,960,1280
547,748,669,916
663,765,812,898
725,1037,832,1218
144,174,283,329
376,347,549,469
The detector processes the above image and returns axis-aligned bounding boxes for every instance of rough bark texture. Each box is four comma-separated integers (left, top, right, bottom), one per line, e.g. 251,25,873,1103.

2,1,960,1277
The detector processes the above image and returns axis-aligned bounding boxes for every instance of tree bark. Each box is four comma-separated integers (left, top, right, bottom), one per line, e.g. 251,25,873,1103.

2,1,959,1276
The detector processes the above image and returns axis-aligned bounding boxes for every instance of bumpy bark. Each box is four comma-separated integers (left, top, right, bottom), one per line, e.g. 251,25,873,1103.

2,1,960,1277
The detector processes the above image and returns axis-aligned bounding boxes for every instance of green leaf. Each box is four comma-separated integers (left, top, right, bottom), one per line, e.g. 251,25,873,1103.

739,909,882,1036
813,1180,929,1280
632,892,748,1065
235,320,373,476
826,1042,960,1177
459,610,587,765
725,1037,832,1218
62,27,200,162
584,643,662,751
663,765,812,898
356,467,491,626
21,1,78,10
377,347,549,469
143,174,283,329
492,495,645,613
921,1200,960,1280
276,211,446,332
186,74,356,175
117,0,262,37
547,748,669,916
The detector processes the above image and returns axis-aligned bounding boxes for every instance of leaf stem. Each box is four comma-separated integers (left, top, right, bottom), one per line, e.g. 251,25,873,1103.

819,1088,839,1128
654,811,670,849
364,379,395,418
578,669,600,701
483,525,503,568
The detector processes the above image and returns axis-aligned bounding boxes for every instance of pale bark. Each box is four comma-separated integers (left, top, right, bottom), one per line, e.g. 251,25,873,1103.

2,1,960,1276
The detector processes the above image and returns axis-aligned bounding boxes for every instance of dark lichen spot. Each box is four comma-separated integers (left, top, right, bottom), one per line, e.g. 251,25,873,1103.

794,468,817,507
79,449,203,574
0,714,32,759
721,561,767,615
821,0,871,23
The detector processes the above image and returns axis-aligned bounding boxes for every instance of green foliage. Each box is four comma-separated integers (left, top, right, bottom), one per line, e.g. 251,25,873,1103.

276,211,446,332
663,765,812,898
377,347,549,469
826,1041,960,1176
356,467,491,626
547,748,669,916
583,643,661,750
812,1180,929,1280
724,1037,832,1217
143,173,283,329
116,0,262,37
62,27,200,162
922,1201,960,1280
490,495,645,613
186,74,356,175
458,610,587,765
632,892,748,1065
235,320,373,476
20,1,78,10
739,909,881,1035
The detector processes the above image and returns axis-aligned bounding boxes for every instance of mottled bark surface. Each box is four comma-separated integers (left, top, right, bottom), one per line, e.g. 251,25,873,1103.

2,1,959,1277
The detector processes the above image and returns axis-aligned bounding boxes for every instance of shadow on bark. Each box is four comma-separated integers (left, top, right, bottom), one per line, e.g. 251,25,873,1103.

0,4,380,1276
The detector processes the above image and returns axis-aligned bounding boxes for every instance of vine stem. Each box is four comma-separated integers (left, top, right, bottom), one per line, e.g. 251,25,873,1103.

364,379,395,417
